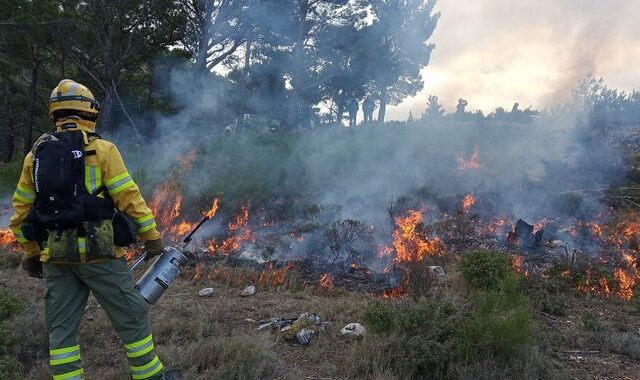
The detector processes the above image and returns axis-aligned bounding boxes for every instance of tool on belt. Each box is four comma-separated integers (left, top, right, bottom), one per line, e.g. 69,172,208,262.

131,216,209,304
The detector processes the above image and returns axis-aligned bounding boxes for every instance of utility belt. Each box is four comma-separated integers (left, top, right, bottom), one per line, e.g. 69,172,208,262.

45,220,115,263
22,192,138,263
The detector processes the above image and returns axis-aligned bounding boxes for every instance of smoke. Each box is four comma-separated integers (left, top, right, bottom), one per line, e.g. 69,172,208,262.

100,1,636,266
392,0,640,117
2,1,637,284
113,61,627,245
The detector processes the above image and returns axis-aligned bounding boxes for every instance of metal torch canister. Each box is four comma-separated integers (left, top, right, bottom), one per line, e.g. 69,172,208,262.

135,246,188,304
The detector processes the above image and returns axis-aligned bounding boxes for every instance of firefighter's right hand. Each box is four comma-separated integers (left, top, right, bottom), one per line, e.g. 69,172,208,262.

22,255,43,278
144,238,164,261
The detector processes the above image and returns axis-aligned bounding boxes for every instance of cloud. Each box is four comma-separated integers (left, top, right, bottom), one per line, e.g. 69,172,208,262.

388,0,640,118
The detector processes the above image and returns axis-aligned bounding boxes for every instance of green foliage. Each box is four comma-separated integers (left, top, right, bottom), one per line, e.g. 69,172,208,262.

581,312,600,332
363,300,396,334
459,250,515,290
0,290,23,377
0,356,21,379
357,262,536,379
0,290,23,320
458,289,533,359
0,161,21,194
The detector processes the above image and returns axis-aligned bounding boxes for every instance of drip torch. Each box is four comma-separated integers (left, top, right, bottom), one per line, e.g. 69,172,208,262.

130,216,210,304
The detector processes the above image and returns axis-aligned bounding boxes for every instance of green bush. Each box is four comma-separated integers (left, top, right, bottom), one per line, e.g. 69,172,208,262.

356,263,537,379
0,161,22,195
363,300,396,334
459,250,515,290
0,357,21,379
403,336,447,377
0,291,23,321
581,312,600,331
458,289,533,359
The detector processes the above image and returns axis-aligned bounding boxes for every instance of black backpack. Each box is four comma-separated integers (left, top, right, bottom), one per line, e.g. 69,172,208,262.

23,129,138,247
30,130,114,229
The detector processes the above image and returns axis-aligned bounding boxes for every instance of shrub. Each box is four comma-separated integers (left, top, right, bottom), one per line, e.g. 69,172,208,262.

459,250,515,290
182,334,278,380
0,357,21,379
458,289,533,359
581,312,600,331
0,251,21,270
363,300,396,334
403,336,447,377
0,291,23,320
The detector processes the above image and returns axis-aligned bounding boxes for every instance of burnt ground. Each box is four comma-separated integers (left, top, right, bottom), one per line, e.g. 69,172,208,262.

2,260,640,379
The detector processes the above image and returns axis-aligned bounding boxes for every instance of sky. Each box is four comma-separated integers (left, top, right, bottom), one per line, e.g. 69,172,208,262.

387,0,640,119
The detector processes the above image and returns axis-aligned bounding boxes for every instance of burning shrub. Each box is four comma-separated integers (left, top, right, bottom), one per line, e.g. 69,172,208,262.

403,259,439,300
327,219,373,266
459,250,515,290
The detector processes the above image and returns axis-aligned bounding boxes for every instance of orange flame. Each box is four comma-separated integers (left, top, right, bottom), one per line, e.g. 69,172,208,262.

257,262,294,287
0,228,17,246
204,198,220,218
457,147,482,170
208,205,253,255
512,255,529,277
390,210,446,262
462,194,475,213
318,273,335,289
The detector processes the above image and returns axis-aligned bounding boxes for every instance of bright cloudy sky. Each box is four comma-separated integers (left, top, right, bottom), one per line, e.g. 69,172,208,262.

387,0,640,119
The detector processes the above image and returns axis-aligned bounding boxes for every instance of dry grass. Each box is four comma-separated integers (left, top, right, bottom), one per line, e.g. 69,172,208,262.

2,260,640,379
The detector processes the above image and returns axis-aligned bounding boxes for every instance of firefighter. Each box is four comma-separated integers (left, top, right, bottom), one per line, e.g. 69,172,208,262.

348,98,359,128
9,79,176,380
362,96,375,124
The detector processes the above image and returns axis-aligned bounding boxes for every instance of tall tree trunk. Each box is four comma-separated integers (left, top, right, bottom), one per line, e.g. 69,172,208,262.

377,87,387,123
24,58,40,155
238,38,252,128
98,87,115,130
195,0,213,72
1,80,14,162
287,0,309,129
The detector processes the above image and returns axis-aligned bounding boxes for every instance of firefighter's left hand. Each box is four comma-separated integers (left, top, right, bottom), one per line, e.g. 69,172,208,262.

22,255,43,278
144,238,164,261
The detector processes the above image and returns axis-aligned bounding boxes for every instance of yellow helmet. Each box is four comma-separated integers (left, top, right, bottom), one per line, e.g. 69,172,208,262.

48,79,100,118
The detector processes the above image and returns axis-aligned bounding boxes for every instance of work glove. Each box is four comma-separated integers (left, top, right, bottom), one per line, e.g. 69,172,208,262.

144,238,165,261
22,255,43,279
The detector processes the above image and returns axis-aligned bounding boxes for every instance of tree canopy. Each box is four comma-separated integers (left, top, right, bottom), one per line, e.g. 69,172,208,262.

0,0,442,160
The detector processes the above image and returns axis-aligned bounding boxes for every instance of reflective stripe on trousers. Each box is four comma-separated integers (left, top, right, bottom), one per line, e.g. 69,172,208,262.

125,334,164,379
50,345,83,379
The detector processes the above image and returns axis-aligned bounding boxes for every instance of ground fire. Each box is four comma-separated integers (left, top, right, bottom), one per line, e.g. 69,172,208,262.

121,148,640,301
3,146,639,302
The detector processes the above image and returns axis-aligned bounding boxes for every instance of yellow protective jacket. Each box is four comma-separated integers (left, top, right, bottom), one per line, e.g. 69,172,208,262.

9,119,160,261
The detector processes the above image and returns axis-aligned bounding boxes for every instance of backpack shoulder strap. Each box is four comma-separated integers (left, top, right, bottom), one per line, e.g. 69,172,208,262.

86,132,102,140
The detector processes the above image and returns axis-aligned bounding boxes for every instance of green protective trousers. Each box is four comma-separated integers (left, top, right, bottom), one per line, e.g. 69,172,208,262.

44,258,164,380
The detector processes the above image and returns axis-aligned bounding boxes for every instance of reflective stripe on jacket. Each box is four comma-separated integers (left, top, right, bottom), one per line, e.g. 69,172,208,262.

9,119,160,261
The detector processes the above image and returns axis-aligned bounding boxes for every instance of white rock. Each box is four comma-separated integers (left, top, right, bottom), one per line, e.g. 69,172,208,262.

198,288,214,297
241,285,256,297
341,323,366,337
428,266,445,279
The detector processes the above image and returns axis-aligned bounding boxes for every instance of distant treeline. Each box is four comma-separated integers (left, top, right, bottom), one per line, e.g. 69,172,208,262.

1,1,639,165
0,0,440,160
